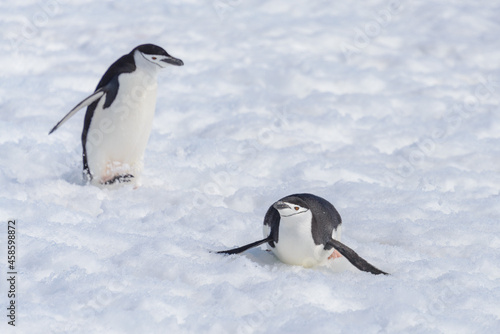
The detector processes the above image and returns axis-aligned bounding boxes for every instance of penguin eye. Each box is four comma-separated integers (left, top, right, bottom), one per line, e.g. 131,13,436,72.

152,57,157,60
294,207,299,211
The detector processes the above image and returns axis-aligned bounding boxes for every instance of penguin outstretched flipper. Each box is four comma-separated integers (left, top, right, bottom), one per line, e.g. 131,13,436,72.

325,239,388,275
217,235,274,255
49,89,106,134
218,234,388,275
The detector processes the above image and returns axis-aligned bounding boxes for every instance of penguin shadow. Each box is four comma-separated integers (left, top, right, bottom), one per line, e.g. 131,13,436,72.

228,247,278,267
60,168,87,186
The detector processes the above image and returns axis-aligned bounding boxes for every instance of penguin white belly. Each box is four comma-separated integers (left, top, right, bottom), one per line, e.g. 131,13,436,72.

85,70,158,186
269,211,331,267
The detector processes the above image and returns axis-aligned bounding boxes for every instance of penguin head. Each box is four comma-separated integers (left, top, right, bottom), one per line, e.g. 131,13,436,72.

133,44,184,69
273,199,309,218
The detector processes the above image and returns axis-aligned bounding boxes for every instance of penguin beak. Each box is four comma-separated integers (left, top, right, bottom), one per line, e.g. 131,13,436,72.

273,201,290,210
162,56,184,66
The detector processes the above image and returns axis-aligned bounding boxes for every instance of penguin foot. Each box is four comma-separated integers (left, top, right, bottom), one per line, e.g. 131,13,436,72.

328,250,343,260
102,174,134,185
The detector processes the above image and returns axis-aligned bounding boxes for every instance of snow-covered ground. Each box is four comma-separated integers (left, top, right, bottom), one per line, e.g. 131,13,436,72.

1,0,500,333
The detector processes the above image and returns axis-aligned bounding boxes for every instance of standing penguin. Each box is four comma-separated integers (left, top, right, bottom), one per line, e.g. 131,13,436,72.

218,193,388,275
49,44,183,187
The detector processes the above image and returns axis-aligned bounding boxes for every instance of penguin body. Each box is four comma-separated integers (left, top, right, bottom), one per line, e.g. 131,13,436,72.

49,44,183,187
218,193,387,275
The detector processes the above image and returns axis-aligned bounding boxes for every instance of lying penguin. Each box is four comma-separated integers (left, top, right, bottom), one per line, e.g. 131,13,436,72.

49,44,183,187
218,193,388,275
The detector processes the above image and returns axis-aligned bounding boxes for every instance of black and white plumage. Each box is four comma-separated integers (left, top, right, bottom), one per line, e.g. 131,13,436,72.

218,193,388,275
49,44,183,187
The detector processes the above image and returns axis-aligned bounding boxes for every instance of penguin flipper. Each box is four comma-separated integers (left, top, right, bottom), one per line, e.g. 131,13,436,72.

325,239,388,275
217,235,274,255
48,89,106,134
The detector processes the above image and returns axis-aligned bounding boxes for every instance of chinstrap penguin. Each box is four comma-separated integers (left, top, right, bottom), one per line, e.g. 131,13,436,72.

49,44,183,187
218,193,388,275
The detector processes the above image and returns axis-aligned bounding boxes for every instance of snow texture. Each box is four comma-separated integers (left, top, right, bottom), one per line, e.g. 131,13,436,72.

1,0,500,333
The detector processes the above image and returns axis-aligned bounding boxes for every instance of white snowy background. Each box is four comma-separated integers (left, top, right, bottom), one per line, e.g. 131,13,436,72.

1,0,500,333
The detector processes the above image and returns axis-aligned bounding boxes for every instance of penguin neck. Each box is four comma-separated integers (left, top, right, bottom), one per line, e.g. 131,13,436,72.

279,210,314,239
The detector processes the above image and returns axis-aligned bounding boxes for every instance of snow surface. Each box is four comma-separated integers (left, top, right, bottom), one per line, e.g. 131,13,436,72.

1,0,500,333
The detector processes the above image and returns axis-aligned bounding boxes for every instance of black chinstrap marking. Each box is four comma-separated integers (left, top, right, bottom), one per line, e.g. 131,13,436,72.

102,174,134,185
325,239,388,275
